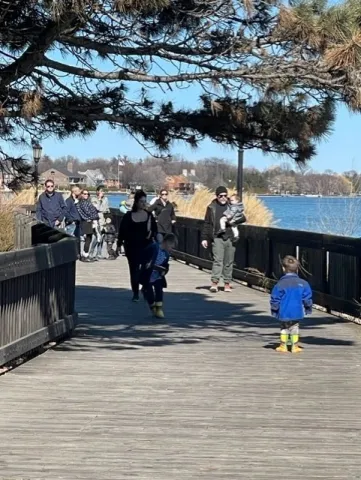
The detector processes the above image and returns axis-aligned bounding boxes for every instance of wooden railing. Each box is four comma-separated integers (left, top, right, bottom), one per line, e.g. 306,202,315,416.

0,213,78,367
173,217,361,320
110,208,361,320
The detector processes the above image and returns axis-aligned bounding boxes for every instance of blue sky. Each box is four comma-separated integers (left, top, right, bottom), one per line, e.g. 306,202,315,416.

10,41,360,174
38,102,361,173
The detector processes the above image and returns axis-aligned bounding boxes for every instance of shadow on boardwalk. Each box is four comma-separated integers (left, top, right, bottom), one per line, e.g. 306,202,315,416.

56,284,354,353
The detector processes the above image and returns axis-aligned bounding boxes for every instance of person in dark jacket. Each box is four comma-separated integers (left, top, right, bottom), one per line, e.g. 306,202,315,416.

200,186,236,293
65,186,81,237
148,189,176,237
36,179,67,228
76,190,99,262
117,190,157,302
140,233,176,319
101,217,117,260
270,255,313,354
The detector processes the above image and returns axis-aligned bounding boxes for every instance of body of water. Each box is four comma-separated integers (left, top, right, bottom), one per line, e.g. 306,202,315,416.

107,193,361,237
259,196,361,237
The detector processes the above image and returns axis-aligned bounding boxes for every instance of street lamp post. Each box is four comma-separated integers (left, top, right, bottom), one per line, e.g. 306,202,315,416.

32,142,42,202
237,146,244,201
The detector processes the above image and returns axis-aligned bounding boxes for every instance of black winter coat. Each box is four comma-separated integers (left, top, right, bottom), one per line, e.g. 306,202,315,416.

148,199,176,234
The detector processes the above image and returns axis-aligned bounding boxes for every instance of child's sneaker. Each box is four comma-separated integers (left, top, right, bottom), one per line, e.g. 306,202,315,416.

291,344,302,354
275,344,288,353
224,283,232,292
154,302,164,319
210,282,218,293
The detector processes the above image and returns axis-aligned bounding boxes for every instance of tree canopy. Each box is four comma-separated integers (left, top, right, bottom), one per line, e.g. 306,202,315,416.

1,0,361,183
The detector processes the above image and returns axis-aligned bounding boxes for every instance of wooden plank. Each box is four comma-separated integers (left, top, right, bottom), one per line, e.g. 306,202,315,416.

1,259,361,479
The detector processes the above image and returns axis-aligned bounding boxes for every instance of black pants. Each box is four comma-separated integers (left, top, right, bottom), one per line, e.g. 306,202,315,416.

145,280,163,305
107,242,116,257
126,251,141,296
83,234,92,254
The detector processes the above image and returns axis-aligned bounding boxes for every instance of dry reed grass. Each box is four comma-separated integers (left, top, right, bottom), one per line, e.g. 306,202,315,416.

169,188,273,227
0,189,36,252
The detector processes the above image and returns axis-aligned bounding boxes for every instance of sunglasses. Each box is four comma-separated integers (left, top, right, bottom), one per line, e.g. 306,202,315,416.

161,193,168,196
218,194,227,198
45,184,54,188
83,193,89,196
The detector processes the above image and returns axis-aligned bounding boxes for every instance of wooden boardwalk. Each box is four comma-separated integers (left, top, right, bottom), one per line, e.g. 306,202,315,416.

1,256,361,479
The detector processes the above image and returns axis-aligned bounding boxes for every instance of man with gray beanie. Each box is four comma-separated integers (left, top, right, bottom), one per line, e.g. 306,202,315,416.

201,186,236,292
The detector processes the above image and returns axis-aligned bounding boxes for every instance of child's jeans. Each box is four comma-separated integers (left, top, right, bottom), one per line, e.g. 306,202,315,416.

145,280,163,305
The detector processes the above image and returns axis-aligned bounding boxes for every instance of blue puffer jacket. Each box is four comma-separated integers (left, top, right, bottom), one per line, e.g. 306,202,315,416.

139,242,170,288
36,191,67,227
270,273,313,321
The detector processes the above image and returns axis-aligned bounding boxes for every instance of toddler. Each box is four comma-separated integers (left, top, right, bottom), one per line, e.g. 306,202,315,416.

219,194,246,239
270,255,313,353
140,233,176,319
101,217,117,260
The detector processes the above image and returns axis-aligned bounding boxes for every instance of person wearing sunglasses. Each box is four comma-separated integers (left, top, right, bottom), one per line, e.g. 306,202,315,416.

148,189,176,239
201,186,236,293
76,190,99,262
36,179,67,228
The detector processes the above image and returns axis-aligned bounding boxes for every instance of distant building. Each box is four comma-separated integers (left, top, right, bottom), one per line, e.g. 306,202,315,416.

165,169,203,193
166,174,193,193
100,170,119,188
41,167,85,188
183,168,203,190
0,160,16,190
78,169,105,187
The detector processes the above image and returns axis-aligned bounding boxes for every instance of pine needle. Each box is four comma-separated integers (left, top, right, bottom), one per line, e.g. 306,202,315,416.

21,91,42,119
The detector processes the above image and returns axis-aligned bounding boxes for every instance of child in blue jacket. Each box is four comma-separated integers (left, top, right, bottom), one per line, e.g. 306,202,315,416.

140,233,176,319
270,255,313,353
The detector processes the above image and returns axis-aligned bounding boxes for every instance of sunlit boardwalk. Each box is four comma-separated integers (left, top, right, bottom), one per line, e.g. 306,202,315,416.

1,257,361,479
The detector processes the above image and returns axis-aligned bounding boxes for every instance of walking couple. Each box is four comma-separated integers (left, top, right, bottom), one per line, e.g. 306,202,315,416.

201,186,246,292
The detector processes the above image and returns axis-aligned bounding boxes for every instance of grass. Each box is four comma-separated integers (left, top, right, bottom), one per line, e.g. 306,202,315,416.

0,189,36,252
169,188,273,226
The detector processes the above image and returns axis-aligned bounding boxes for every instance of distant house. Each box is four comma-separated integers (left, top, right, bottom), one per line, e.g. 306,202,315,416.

101,170,119,188
183,169,203,190
0,160,16,190
78,169,105,187
165,169,203,193
41,167,85,188
165,174,192,193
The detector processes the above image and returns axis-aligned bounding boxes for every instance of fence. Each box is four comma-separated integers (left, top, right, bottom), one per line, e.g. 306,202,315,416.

0,213,78,367
110,208,361,319
172,216,361,319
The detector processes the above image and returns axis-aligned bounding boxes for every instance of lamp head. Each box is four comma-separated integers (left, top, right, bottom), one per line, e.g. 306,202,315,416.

32,142,42,164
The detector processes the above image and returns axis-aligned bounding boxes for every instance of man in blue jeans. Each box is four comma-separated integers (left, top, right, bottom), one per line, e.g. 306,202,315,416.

201,186,237,293
36,179,67,228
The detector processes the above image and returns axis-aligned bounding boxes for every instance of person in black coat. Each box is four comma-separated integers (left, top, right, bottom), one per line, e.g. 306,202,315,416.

117,190,157,302
65,186,81,237
148,189,176,237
